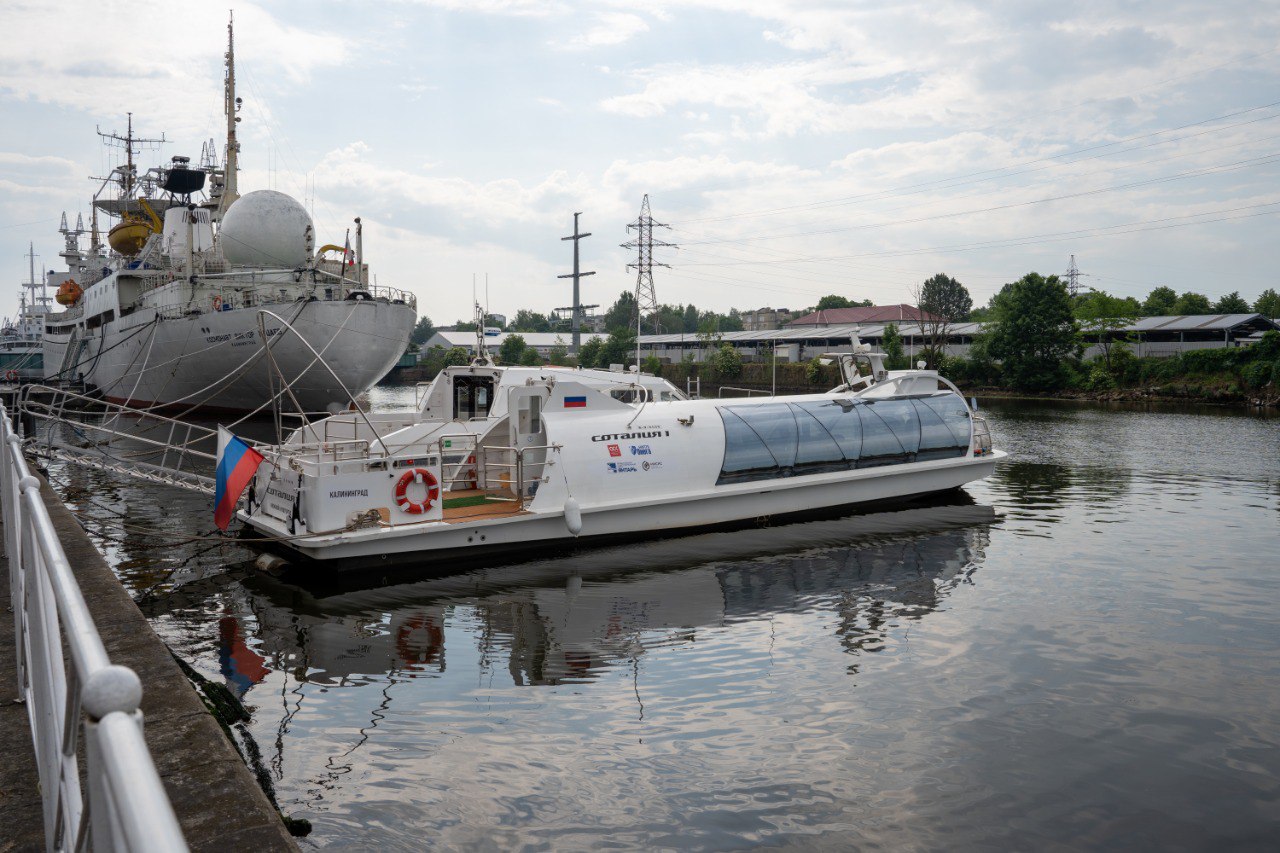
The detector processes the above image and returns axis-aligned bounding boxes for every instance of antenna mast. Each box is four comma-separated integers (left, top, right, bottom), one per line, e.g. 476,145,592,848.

557,212,596,356
621,194,675,368
95,113,164,198
219,12,242,218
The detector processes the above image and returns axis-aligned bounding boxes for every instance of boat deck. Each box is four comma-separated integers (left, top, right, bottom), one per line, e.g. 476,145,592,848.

441,489,528,523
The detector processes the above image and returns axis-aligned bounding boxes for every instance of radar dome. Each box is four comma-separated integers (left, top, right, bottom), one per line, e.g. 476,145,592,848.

218,190,315,267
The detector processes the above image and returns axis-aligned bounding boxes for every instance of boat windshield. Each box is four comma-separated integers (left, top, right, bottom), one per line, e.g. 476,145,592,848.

453,375,495,420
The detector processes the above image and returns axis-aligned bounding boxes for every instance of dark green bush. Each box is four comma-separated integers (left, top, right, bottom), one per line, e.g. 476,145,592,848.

1242,360,1272,389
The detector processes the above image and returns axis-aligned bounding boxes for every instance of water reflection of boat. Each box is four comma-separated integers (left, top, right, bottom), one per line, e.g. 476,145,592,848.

214,499,995,686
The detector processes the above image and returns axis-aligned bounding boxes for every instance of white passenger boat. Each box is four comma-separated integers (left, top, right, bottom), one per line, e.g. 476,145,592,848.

38,18,415,413
240,337,1003,568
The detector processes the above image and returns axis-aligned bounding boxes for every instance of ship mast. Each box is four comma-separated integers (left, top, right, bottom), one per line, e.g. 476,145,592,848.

219,12,241,218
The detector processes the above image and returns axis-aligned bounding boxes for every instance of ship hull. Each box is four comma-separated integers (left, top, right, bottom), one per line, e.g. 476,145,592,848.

43,298,414,413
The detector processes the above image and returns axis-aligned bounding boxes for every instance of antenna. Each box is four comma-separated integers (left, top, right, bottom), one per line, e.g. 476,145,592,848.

95,112,165,196
621,194,676,367
219,11,242,218
557,212,596,355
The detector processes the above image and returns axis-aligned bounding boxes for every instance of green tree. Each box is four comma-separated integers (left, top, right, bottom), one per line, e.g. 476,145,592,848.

1255,288,1280,318
881,322,907,370
604,291,637,333
498,334,527,364
707,343,742,380
547,341,569,365
454,320,479,331
509,309,552,333
1213,291,1251,313
410,315,436,345
518,347,543,366
913,273,973,368
443,346,470,367
578,337,605,368
1074,290,1140,373
986,272,1080,391
816,295,854,310
682,304,700,333
1172,291,1212,315
599,327,638,368
1142,286,1177,316
642,354,662,374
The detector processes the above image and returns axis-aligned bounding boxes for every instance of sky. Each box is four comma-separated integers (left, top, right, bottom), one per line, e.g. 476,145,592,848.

1,0,1278,326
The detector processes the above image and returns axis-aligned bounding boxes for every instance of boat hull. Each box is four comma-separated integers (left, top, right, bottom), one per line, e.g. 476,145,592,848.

44,298,413,413
246,451,1002,569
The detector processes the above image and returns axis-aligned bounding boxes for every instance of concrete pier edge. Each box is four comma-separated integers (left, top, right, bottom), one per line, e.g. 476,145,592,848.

1,474,297,851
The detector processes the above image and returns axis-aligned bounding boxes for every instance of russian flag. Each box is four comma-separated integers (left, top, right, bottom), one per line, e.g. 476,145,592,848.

564,396,587,408
214,426,265,530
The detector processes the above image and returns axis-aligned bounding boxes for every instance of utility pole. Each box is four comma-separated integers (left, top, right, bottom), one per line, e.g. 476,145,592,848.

557,212,595,356
622,194,676,368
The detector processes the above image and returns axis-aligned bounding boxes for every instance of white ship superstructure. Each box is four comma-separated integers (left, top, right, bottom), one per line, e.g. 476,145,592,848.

39,18,415,413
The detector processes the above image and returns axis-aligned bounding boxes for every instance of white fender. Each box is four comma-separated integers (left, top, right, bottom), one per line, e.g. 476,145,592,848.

564,497,583,535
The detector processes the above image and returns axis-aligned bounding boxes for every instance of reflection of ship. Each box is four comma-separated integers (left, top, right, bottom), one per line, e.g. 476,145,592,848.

1,243,50,381
213,500,995,686
37,18,415,413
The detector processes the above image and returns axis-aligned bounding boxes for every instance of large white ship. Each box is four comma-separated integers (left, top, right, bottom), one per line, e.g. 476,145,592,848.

39,18,415,414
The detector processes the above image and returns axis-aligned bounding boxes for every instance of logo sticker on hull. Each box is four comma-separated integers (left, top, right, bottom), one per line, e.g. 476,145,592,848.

606,462,638,474
607,444,621,457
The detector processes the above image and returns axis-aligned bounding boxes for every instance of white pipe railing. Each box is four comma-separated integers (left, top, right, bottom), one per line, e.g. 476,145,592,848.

1,403,188,852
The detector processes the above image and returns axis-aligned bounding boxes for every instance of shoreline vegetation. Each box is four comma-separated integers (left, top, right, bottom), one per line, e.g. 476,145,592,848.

399,273,1280,411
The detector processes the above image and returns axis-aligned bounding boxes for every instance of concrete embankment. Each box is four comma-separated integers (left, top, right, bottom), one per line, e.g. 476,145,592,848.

0,474,297,851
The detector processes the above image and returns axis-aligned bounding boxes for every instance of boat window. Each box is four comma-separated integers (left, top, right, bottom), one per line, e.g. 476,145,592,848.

453,376,495,420
918,395,972,447
718,395,968,484
719,408,779,481
792,405,848,471
746,404,799,469
794,400,863,462
858,400,916,466
913,396,969,460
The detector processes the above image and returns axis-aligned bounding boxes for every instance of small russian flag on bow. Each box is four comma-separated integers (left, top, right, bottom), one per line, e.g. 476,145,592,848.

214,426,265,530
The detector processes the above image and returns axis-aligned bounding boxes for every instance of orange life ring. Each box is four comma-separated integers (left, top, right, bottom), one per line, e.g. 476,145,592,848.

394,468,439,514
212,295,223,311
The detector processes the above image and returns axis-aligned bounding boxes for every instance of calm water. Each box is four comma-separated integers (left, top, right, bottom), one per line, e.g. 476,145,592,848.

48,393,1280,851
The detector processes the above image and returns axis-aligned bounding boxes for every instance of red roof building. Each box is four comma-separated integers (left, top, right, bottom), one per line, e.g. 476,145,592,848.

787,304,939,326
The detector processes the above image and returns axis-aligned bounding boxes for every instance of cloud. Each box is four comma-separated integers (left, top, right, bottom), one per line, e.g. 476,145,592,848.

309,142,597,227
0,2,349,140
562,12,650,49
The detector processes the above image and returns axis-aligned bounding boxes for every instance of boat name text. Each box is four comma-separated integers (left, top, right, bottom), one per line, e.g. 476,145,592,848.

592,431,668,442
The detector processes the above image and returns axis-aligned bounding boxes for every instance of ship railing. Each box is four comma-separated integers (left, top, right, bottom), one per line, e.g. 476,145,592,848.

1,401,189,852
476,444,552,504
285,414,417,447
972,415,993,456
718,386,773,398
18,385,216,495
268,439,373,470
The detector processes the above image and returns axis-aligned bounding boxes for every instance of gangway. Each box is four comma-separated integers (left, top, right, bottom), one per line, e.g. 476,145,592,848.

20,385,217,495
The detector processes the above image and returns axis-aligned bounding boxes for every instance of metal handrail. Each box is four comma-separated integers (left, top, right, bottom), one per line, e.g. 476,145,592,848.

1,403,188,852
717,385,772,397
